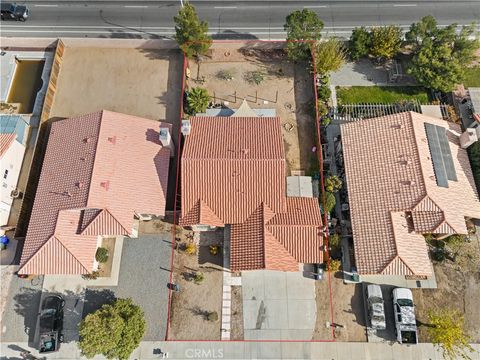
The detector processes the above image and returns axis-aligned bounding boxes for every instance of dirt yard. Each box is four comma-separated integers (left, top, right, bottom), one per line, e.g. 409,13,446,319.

189,46,316,174
49,47,183,124
413,237,480,343
168,232,223,340
313,273,367,341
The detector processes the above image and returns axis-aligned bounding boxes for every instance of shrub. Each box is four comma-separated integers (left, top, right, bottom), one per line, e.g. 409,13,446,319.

317,85,332,102
325,175,343,193
194,272,204,284
244,70,266,85
326,258,341,272
209,245,219,256
95,247,109,263
349,27,371,60
317,102,329,118
184,243,197,255
328,233,341,249
323,191,336,214
82,270,101,280
207,311,218,322
217,69,235,81
321,116,332,127
186,87,210,115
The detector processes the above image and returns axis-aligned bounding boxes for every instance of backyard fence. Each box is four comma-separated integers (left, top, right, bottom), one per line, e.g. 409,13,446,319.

40,39,65,123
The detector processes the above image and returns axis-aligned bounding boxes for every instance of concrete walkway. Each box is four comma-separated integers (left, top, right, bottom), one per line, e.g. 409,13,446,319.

2,341,479,360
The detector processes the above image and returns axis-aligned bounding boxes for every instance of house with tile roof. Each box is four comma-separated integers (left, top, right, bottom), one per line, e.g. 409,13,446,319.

1,115,29,233
341,112,480,280
18,110,171,275
180,105,323,272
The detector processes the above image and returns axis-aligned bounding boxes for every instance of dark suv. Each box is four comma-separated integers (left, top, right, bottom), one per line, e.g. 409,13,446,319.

38,295,65,353
1,3,29,21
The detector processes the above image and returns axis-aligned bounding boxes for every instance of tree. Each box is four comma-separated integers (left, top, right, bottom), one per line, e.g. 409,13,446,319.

405,17,479,92
325,175,342,193
328,233,341,250
369,25,402,60
186,87,210,115
349,27,371,60
427,308,473,360
79,298,146,360
313,38,346,75
284,9,324,61
174,2,212,59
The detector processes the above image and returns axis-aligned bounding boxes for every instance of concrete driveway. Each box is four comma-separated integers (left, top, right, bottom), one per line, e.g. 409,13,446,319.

242,270,316,340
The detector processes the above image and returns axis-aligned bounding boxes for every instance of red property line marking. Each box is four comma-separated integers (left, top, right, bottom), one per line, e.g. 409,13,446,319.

165,52,188,341
166,39,335,342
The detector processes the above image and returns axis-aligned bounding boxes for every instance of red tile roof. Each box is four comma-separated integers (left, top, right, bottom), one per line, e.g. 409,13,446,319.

181,116,323,272
0,133,16,157
341,112,480,276
19,110,171,275
181,116,286,226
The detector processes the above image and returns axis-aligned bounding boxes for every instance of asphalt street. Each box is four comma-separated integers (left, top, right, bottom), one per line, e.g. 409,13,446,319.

1,1,479,39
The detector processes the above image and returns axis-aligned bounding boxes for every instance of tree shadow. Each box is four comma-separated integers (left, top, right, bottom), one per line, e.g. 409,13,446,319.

97,10,171,40
12,286,43,346
81,288,116,318
212,30,258,40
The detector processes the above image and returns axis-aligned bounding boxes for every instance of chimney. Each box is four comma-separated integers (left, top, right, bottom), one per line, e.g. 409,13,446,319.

159,127,174,157
181,119,191,136
460,128,479,149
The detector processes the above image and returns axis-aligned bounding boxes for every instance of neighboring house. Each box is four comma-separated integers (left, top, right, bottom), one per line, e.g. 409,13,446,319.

18,110,172,275
180,103,323,272
341,112,480,279
467,88,480,129
0,115,29,232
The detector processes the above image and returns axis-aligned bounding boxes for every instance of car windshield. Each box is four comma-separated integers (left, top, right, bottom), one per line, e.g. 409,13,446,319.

372,315,385,322
369,296,383,304
397,298,413,307
41,308,56,316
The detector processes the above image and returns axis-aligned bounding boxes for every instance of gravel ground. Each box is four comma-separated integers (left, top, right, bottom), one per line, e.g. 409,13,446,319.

231,285,244,340
0,274,44,344
83,234,172,341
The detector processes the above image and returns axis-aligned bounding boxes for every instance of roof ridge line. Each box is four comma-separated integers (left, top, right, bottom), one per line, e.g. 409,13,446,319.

84,111,104,208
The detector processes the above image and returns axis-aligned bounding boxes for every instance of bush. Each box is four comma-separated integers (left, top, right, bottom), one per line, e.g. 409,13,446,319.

326,258,341,272
194,272,204,284
317,85,332,102
184,243,197,255
325,175,343,193
216,69,235,81
323,191,336,214
82,270,101,281
186,87,210,115
244,70,266,85
317,102,329,118
95,247,109,263
207,311,218,322
349,27,371,60
209,245,219,256
328,233,341,249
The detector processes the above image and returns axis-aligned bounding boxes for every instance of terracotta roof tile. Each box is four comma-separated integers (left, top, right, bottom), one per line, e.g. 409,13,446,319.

341,112,480,276
0,133,16,157
19,110,171,275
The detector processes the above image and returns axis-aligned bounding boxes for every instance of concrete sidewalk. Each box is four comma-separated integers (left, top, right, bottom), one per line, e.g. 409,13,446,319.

2,341,479,360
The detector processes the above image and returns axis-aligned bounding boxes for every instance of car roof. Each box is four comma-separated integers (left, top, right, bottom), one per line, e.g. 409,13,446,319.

42,295,64,310
393,287,413,301
367,284,383,298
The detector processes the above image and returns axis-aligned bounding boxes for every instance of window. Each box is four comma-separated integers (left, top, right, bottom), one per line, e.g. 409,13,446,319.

3,169,8,179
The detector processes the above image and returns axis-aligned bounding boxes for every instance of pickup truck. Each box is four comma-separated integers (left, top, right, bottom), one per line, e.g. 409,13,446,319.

38,295,65,353
392,288,418,344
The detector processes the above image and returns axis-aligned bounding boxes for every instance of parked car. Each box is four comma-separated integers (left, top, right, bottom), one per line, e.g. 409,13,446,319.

366,284,386,330
392,288,418,344
1,2,29,21
38,295,65,353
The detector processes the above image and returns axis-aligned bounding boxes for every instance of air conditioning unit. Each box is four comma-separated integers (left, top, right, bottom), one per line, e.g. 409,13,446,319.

158,127,171,147
136,213,153,221
181,119,191,136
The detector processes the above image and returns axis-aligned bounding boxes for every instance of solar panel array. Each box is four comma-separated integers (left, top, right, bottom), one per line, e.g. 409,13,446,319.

424,123,457,188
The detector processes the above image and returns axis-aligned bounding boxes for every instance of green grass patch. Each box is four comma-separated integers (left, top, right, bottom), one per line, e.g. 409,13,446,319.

336,86,429,105
464,66,480,88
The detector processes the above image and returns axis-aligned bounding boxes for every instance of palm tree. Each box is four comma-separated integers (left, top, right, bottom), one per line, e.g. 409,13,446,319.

186,87,210,115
